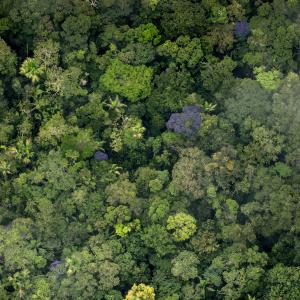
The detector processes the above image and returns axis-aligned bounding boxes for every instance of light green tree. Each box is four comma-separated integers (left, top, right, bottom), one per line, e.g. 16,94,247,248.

167,212,197,242
100,60,153,102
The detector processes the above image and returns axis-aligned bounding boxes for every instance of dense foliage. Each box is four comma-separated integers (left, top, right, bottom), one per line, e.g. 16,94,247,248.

1,0,300,299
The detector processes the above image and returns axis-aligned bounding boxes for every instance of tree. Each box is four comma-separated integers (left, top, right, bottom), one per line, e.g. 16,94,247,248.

224,79,271,126
0,218,47,298
118,42,156,65
171,251,199,281
125,283,155,300
167,212,197,242
241,167,299,237
170,148,211,200
159,0,206,38
100,60,153,102
148,195,170,222
264,264,300,300
38,113,75,147
146,67,194,132
45,66,88,98
0,38,16,81
135,167,169,197
0,218,46,273
204,245,268,300
124,23,161,45
244,2,298,72
110,117,145,152
240,119,284,165
204,24,234,54
157,36,203,68
189,220,219,263
271,73,300,152
166,105,201,137
254,66,282,91
142,224,176,256
61,129,101,160
33,39,60,68
197,113,236,153
61,14,91,51
209,4,228,24
57,245,120,299
200,56,237,95
105,176,137,207
20,58,44,84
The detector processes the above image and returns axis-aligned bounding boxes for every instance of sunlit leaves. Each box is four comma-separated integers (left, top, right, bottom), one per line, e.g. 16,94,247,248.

20,58,44,84
167,212,197,242
125,283,155,300
100,60,153,102
254,66,282,91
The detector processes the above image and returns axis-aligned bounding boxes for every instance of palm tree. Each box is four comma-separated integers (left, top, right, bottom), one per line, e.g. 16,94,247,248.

20,58,44,83
106,95,126,114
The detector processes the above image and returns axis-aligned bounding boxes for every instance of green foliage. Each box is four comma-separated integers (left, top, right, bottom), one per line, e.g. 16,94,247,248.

61,15,91,50
110,116,145,152
241,167,299,237
125,283,155,300
167,212,197,242
200,56,237,94
34,39,60,68
159,0,206,38
148,196,170,222
264,264,300,300
0,38,16,80
146,68,194,132
45,66,88,98
142,224,176,256
224,79,271,125
254,66,282,91
75,93,110,131
105,176,137,207
157,36,203,68
205,245,268,300
38,113,75,146
0,218,46,273
170,148,211,199
61,129,101,160
59,244,120,298
244,3,299,72
210,5,228,24
272,73,300,151
135,167,169,196
100,60,153,102
20,58,44,83
125,23,161,45
241,120,284,164
115,219,141,237
171,251,199,280
1,1,300,299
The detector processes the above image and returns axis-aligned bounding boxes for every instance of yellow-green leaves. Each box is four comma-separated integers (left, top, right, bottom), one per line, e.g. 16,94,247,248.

20,58,44,84
167,212,197,242
254,66,282,91
100,60,153,102
115,219,141,237
125,283,155,300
